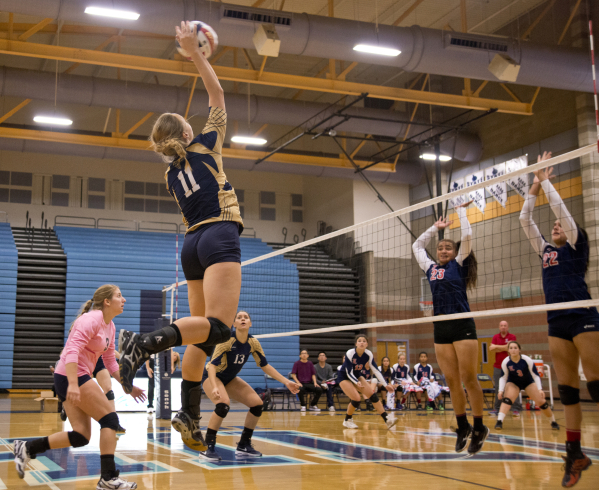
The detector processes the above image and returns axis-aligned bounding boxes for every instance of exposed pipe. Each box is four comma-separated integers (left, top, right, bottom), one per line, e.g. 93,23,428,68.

0,67,482,162
0,0,591,92
0,136,424,185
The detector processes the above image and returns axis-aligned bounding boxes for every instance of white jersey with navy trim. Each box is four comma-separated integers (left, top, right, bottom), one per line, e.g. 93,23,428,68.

342,348,387,386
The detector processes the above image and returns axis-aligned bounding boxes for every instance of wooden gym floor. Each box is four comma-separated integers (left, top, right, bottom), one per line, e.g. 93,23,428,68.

1,394,598,489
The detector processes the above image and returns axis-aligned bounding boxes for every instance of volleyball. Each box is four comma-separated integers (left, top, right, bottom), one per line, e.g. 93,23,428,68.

176,21,218,60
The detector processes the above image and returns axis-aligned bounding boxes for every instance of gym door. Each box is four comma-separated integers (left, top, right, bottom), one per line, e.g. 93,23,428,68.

477,337,494,377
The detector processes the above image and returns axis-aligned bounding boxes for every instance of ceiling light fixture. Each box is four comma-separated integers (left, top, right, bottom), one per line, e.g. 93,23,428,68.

84,6,140,20
353,45,401,57
231,136,267,145
33,116,73,126
420,153,452,162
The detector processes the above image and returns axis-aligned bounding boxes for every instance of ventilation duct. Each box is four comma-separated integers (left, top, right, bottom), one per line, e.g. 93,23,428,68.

0,67,483,163
0,0,591,92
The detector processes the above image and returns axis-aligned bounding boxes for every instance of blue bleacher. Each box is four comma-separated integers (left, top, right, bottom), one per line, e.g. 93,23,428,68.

54,227,299,388
0,223,17,389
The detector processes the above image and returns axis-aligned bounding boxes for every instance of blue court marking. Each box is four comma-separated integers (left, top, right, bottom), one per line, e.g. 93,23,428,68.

221,428,564,464
148,430,314,470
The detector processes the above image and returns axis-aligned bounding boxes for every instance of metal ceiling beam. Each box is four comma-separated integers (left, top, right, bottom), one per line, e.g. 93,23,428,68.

0,22,172,40
0,39,533,115
0,126,392,171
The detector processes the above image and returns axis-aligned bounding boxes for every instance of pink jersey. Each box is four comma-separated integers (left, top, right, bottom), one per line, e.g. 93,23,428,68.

55,309,118,377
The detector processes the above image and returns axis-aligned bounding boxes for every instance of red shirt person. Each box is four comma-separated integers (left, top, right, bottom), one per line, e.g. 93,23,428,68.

490,321,522,413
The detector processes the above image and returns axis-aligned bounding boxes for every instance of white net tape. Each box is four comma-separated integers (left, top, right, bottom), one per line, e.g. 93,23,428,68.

163,143,599,339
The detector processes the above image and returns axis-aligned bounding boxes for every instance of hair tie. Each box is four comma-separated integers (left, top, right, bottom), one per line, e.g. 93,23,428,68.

90,299,94,304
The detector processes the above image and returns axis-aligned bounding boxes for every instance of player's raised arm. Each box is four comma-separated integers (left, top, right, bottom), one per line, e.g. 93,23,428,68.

454,201,473,266
519,153,551,256
176,21,225,111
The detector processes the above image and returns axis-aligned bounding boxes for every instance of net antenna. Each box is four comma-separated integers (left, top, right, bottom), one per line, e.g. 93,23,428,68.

590,20,599,152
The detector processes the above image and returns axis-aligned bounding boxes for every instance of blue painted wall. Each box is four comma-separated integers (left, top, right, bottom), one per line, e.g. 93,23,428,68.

54,227,299,388
0,223,17,389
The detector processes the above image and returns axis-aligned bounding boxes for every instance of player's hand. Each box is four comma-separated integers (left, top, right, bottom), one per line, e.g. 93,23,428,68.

456,200,473,209
66,384,80,404
147,367,153,379
212,386,221,399
356,381,363,388
498,391,503,400
176,21,201,56
433,216,453,230
533,152,554,183
129,386,146,403
539,391,546,399
286,381,300,394
385,385,395,393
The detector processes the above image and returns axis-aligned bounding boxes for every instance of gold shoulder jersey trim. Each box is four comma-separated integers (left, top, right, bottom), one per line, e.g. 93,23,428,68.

213,337,236,374
249,337,266,367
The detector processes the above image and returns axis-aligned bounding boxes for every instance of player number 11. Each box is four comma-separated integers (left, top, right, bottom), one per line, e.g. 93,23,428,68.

177,166,200,197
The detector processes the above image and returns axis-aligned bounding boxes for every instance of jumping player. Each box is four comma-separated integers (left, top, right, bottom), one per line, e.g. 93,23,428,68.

13,285,145,489
199,311,300,461
413,201,488,454
338,335,397,430
494,341,559,431
117,22,243,451
519,151,599,487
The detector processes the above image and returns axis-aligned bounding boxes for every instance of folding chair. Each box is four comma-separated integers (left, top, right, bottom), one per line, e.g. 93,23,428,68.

477,373,496,409
265,374,297,410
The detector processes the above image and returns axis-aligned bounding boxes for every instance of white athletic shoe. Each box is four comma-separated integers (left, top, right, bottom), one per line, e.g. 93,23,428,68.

300,406,306,412
309,406,321,412
328,406,336,412
13,440,30,479
97,474,137,489
385,417,398,430
343,419,359,429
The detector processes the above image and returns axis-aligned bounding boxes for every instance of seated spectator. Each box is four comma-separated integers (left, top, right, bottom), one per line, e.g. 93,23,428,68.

315,352,336,412
291,350,322,412
378,357,395,410
413,352,434,410
393,353,417,410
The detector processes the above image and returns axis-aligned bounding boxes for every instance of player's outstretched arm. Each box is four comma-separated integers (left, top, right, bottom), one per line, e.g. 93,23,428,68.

412,225,437,272
519,155,550,255
176,21,225,111
262,364,300,394
455,201,473,265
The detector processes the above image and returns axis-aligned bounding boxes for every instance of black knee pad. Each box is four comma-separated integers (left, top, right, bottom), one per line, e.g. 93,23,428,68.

558,385,580,406
501,397,513,406
98,412,120,431
203,317,232,347
350,399,361,409
587,380,599,403
540,402,549,410
214,403,230,419
68,431,89,448
249,404,263,417
105,390,115,401
369,393,380,404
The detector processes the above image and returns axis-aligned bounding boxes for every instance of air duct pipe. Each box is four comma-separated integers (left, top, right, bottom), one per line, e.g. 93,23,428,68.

0,67,482,162
0,0,591,92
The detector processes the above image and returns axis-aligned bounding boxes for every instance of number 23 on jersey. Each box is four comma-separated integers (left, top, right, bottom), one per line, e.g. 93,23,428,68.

430,266,445,281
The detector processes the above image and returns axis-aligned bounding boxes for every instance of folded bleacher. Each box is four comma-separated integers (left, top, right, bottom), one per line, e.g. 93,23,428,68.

0,223,17,389
54,227,299,388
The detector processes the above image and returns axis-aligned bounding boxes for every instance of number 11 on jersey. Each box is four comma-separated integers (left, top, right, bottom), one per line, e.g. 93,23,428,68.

177,165,200,198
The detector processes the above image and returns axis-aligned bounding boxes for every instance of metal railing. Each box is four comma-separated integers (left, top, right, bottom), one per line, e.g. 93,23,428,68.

54,216,97,228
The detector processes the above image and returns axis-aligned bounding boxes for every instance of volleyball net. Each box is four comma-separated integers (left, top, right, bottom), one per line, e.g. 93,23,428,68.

163,144,599,346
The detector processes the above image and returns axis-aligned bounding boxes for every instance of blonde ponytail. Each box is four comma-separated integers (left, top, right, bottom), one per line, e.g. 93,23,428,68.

69,284,119,332
150,113,189,166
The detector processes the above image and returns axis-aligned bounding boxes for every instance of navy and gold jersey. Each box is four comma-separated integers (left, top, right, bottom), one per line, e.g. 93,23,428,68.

165,107,243,234
540,228,597,322
426,261,472,316
204,328,268,384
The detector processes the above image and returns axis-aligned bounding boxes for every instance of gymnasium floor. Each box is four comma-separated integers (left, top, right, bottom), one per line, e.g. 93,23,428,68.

1,395,598,489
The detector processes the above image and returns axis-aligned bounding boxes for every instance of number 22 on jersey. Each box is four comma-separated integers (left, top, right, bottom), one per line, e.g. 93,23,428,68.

542,251,559,269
